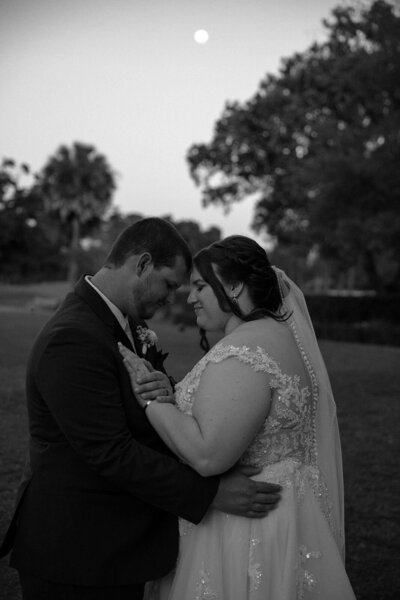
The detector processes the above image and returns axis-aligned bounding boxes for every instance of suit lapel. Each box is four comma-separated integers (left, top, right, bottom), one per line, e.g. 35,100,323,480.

74,276,135,352
129,318,145,358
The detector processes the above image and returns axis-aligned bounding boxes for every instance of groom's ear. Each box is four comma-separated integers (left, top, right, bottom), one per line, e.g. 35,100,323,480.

136,252,153,276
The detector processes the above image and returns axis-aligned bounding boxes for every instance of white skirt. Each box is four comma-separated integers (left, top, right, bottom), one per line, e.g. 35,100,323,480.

145,460,356,600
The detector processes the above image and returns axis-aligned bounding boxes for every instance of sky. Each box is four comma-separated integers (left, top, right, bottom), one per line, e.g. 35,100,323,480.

0,0,347,242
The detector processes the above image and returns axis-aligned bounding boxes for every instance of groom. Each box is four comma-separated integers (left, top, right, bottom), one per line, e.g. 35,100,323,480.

0,217,281,599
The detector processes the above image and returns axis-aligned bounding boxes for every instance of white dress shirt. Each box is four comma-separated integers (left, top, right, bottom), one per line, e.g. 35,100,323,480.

85,275,135,348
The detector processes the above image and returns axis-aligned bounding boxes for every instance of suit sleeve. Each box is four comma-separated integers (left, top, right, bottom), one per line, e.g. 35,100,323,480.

35,327,219,523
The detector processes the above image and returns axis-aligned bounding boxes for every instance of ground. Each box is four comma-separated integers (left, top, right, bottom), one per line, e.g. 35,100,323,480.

0,283,399,599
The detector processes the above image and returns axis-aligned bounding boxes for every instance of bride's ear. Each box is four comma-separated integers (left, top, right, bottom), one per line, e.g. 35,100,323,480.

230,282,244,299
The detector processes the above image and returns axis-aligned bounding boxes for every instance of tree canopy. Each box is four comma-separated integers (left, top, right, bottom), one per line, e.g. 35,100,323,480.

0,159,64,282
0,148,221,284
165,217,221,255
37,142,116,283
187,0,400,291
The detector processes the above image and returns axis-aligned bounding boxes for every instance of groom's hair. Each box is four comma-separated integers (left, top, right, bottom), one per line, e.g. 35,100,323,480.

105,217,192,271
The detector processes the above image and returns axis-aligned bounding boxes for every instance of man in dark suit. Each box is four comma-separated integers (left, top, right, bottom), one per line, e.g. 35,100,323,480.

0,218,281,599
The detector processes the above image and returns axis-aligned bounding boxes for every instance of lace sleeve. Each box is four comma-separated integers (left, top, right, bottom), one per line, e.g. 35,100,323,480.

175,342,283,417
208,343,277,372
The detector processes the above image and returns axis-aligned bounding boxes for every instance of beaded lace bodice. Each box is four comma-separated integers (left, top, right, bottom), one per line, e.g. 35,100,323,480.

175,325,338,541
175,337,318,469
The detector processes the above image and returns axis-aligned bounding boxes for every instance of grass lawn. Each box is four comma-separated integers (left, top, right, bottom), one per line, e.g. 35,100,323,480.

0,284,399,599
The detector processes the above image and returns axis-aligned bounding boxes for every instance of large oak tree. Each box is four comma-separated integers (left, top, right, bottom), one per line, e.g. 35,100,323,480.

187,1,400,291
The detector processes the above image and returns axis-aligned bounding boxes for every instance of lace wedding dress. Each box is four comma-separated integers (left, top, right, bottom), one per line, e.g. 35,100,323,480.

145,272,356,600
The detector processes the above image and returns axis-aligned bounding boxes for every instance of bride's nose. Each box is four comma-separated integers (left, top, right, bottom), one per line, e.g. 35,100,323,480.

187,288,196,304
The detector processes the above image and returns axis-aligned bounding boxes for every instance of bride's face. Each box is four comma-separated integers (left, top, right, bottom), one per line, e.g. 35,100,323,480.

187,267,231,332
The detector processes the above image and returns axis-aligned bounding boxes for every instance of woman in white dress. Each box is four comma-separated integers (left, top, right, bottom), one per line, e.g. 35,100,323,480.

120,235,356,600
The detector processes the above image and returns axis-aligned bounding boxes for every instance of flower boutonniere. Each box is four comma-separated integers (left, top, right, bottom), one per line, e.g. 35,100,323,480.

136,325,158,355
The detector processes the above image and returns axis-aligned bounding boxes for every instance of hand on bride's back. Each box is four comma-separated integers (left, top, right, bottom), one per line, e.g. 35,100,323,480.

212,464,281,518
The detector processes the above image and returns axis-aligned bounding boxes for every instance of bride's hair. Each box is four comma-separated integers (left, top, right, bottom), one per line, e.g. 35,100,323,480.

193,235,288,351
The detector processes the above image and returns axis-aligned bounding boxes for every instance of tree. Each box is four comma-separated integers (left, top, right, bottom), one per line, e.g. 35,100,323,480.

97,210,143,252
187,1,400,291
76,210,144,276
0,159,65,282
164,217,221,254
38,142,116,284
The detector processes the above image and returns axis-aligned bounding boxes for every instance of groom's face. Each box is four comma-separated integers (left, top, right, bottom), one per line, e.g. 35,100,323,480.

132,254,187,320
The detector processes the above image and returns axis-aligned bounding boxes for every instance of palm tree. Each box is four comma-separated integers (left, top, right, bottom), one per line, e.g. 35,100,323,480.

38,142,116,284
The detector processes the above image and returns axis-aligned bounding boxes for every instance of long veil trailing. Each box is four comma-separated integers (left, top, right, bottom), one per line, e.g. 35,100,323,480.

273,267,345,558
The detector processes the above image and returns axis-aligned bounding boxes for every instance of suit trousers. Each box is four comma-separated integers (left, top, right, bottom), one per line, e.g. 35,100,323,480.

19,572,145,600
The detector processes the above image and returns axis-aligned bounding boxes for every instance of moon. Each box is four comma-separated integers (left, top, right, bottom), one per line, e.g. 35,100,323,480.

194,29,209,44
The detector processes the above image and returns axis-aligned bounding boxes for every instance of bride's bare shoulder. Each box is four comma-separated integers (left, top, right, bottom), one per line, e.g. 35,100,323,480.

223,317,290,349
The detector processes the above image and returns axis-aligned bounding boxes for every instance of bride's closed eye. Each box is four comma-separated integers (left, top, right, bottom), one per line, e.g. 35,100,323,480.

190,277,207,291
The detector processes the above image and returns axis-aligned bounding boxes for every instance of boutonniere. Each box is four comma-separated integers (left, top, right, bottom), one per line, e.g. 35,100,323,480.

136,325,158,355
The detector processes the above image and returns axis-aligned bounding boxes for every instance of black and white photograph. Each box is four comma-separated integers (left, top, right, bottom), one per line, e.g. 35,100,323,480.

1,1,399,598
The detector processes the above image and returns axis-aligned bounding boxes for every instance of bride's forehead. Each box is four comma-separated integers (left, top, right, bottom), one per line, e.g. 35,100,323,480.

190,265,225,288
189,266,217,284
190,267,202,283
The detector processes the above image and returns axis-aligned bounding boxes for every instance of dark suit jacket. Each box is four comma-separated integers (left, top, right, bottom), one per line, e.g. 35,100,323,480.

0,277,218,585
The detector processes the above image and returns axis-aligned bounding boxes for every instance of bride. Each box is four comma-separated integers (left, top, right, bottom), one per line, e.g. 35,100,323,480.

119,235,356,600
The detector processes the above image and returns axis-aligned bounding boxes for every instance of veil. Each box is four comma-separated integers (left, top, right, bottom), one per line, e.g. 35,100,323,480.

273,267,345,558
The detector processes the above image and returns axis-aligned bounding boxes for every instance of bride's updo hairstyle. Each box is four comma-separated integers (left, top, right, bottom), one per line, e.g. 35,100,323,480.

193,236,288,349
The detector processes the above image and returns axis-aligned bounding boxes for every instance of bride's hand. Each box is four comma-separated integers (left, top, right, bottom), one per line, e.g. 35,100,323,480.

118,343,175,407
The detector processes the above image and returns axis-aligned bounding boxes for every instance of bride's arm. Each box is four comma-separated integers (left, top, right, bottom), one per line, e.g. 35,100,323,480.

137,355,271,477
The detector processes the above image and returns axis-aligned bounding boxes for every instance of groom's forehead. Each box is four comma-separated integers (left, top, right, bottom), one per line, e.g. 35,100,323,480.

157,255,188,284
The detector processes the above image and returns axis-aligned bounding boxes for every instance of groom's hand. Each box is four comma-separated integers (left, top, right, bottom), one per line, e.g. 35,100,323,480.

211,465,281,518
